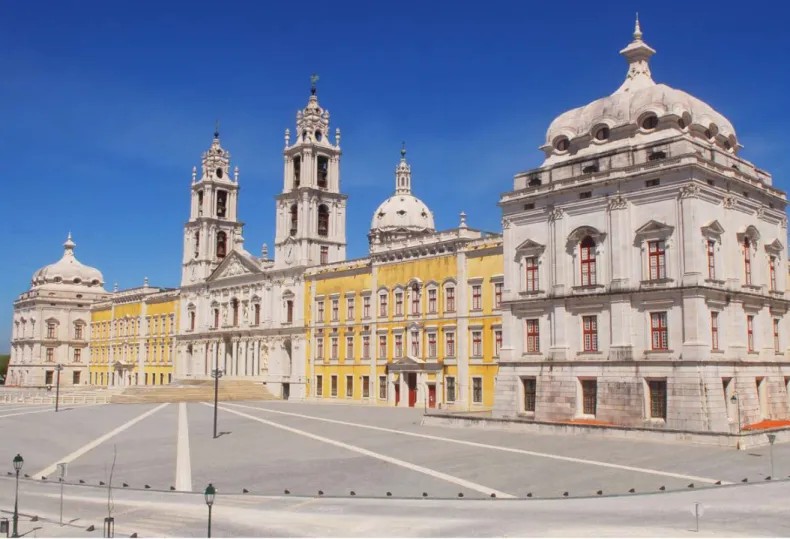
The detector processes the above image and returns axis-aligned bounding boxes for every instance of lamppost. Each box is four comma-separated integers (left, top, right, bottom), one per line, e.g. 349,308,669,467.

12,454,23,538
54,364,64,412
730,393,741,449
767,433,776,478
212,368,223,439
204,483,216,538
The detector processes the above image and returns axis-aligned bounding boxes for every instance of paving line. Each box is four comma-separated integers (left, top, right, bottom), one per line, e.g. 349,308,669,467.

224,402,731,486
205,402,515,498
34,403,169,478
0,403,101,420
175,402,192,492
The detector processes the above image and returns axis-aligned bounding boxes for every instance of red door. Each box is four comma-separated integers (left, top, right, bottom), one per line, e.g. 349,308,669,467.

407,373,417,407
428,384,436,408
394,381,400,405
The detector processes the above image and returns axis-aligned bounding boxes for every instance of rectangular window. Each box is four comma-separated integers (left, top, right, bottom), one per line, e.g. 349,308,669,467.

45,371,54,385
525,257,539,292
347,298,355,321
494,283,503,309
395,334,403,358
395,292,403,316
330,375,338,397
213,309,219,329
747,315,755,352
74,349,81,363
445,331,455,357
316,337,324,359
526,319,540,353
446,287,456,312
317,301,325,322
446,377,456,402
580,238,597,286
472,330,482,357
471,285,482,310
411,288,420,315
770,256,778,290
774,319,780,352
320,246,329,265
581,379,597,416
362,376,370,398
379,335,387,358
711,312,719,350
472,377,483,404
744,239,752,285
494,329,502,356
650,312,668,350
648,380,667,420
74,325,83,340
47,323,55,339
362,335,370,358
428,332,437,358
428,289,437,313
379,375,387,399
648,240,666,280
331,337,338,359
582,315,598,352
707,240,716,280
286,300,294,323
46,348,54,362
316,375,323,396
411,331,419,356
523,378,537,412
254,304,260,325
73,371,81,385
346,336,354,359
331,299,339,321
379,293,388,317
363,296,371,318
346,375,353,398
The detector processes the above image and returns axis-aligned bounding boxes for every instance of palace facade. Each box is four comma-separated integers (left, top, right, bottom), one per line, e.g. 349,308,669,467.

494,20,790,431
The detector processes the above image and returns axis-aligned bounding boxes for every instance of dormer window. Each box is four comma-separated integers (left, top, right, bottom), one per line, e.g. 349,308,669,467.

554,137,570,152
594,126,610,141
641,114,658,130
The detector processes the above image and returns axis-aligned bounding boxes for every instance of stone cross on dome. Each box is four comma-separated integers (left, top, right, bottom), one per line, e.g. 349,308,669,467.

613,14,657,95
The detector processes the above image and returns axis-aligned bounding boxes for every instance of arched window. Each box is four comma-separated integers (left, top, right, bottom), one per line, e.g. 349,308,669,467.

580,236,596,286
318,204,329,237
212,306,220,328
293,156,301,188
317,156,329,188
231,299,239,326
216,231,227,259
743,237,752,285
189,310,195,331
290,204,298,236
197,190,204,216
216,190,227,218
194,230,200,258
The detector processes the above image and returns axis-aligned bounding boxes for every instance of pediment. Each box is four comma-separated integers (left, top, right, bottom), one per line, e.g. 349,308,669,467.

700,220,725,237
208,251,261,282
515,238,546,253
635,219,674,237
393,355,425,365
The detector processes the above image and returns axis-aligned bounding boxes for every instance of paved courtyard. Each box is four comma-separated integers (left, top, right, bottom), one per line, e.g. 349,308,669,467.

2,400,789,500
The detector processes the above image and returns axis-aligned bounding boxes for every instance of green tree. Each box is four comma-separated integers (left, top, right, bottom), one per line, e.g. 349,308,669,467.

0,354,9,379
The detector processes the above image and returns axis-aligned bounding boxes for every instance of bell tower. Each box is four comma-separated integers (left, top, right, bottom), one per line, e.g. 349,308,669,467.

274,75,347,268
182,125,243,285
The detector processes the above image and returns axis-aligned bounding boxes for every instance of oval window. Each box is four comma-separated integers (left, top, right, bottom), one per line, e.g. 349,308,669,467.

595,126,610,141
216,168,224,179
641,114,658,130
554,137,570,151
73,278,81,284
678,118,686,129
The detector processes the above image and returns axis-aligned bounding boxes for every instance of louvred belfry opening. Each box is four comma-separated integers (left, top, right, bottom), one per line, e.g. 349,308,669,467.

318,205,329,237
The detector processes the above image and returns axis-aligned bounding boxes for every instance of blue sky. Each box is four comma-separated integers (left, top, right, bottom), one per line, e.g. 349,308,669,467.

2,0,788,352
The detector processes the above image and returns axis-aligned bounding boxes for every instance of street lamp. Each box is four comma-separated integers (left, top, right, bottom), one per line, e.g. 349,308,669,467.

212,369,223,439
12,454,23,538
54,364,64,412
204,483,216,538
767,433,776,478
730,393,741,449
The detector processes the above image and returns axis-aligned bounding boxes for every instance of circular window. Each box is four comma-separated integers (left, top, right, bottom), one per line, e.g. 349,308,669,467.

594,126,610,141
554,137,570,151
641,114,658,130
73,278,81,284
216,168,224,179
678,118,686,129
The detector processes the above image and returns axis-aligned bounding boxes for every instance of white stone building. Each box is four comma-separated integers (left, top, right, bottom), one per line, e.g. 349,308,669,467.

494,20,790,432
8,234,110,387
176,84,347,399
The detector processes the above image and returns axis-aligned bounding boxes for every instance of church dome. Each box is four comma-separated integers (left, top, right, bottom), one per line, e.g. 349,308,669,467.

31,234,105,288
369,146,435,242
544,18,739,158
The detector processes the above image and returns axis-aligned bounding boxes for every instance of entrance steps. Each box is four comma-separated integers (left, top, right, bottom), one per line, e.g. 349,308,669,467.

109,380,279,404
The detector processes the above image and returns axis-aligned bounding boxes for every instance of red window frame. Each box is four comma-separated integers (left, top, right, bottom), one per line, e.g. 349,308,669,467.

320,246,329,265
395,334,403,358
446,332,455,357
472,331,482,356
379,335,387,358
347,298,354,320
317,301,324,321
331,337,338,359
525,257,539,292
472,285,482,310
648,240,666,280
379,294,388,317
363,296,370,318
526,319,540,353
494,283,503,309
580,236,596,286
331,299,339,321
346,336,354,358
428,333,437,357
362,335,370,358
428,289,437,313
582,315,598,352
446,287,455,312
411,289,420,315
316,338,324,359
706,240,716,279
395,292,403,316
744,238,752,285
651,312,668,350
411,332,419,356
711,312,719,350
747,315,754,352
495,330,503,356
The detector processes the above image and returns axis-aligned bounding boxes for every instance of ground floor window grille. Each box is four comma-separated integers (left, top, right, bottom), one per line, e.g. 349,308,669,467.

648,380,667,420
446,377,456,402
522,378,536,412
362,375,370,398
581,379,597,415
472,377,483,404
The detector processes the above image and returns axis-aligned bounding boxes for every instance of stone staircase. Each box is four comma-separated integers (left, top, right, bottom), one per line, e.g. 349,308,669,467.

109,379,280,404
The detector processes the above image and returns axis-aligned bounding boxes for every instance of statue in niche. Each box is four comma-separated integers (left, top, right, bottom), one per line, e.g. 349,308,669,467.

260,343,269,373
